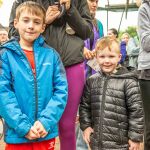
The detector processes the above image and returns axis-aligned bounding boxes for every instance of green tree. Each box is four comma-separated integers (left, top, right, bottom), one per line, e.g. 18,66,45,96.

119,26,138,39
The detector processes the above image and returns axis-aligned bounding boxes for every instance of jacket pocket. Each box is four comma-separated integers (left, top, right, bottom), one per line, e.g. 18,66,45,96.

118,122,128,145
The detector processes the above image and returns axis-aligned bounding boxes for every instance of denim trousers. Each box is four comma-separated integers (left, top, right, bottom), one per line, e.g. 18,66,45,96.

76,123,88,150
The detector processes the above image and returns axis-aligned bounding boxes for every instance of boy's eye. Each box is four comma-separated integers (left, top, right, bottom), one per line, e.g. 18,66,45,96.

23,19,29,23
109,55,115,58
34,21,41,24
99,55,105,58
34,20,42,25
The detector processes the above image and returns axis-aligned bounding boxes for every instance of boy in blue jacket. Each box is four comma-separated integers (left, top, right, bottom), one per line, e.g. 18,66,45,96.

0,1,68,150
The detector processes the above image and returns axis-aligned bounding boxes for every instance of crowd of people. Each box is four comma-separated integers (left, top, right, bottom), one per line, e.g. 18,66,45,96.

0,0,150,150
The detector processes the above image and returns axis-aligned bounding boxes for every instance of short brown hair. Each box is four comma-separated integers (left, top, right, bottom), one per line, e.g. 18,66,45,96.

15,1,46,23
95,36,120,55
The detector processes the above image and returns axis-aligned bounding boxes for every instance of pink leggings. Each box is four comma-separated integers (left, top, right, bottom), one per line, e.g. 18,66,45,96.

59,62,85,150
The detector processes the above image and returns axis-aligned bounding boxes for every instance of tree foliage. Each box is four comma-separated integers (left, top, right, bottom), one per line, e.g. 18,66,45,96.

119,26,138,39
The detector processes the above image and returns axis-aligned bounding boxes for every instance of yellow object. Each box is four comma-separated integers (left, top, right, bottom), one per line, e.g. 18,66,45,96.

0,0,3,7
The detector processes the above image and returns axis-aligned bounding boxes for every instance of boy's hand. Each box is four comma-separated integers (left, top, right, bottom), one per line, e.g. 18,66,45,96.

60,0,71,11
83,47,95,60
83,127,94,144
45,6,60,25
128,139,140,150
25,126,40,140
34,121,48,138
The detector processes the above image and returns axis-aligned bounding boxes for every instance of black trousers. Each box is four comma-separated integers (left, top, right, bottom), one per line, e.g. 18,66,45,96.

139,80,150,150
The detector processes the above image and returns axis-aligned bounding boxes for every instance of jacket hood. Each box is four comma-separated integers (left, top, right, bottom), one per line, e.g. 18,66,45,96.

0,35,45,55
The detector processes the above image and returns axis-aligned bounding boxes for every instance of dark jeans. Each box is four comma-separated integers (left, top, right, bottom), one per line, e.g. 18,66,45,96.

139,80,150,150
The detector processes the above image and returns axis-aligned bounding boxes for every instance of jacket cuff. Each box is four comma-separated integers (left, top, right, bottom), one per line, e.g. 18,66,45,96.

128,131,143,142
15,121,32,137
80,123,91,131
38,118,53,133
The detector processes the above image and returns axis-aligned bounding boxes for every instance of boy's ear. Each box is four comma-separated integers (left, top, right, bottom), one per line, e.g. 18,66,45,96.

14,18,18,29
118,53,122,61
41,24,46,33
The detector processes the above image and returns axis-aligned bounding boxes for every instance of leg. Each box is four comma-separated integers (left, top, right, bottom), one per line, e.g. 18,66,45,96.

59,63,85,150
139,80,150,150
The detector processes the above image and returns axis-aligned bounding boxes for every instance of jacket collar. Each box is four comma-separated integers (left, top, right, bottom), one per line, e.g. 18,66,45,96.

0,35,45,55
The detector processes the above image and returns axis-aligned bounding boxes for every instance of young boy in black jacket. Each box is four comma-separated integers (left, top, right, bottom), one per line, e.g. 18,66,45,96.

79,36,144,150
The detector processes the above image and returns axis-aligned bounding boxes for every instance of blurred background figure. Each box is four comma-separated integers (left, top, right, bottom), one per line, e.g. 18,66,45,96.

0,28,9,45
122,32,140,71
107,28,140,71
84,0,104,78
120,34,127,66
107,28,118,41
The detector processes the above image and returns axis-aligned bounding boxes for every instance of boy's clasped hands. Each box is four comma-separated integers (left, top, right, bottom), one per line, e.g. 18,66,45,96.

25,121,48,140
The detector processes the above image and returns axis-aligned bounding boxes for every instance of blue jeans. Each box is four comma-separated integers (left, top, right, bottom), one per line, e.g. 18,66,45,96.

76,123,88,150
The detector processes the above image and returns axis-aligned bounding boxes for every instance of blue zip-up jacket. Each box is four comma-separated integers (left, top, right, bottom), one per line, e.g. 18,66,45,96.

0,36,68,144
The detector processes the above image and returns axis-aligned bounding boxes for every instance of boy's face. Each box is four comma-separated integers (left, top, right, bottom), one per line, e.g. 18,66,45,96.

14,10,45,46
96,43,121,74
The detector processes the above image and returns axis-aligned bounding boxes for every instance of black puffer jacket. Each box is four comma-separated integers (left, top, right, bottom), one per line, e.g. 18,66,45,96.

9,0,93,67
79,67,144,150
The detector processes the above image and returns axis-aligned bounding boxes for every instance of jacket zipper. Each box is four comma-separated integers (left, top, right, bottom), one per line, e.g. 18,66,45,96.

20,50,38,121
99,76,108,149
33,49,38,121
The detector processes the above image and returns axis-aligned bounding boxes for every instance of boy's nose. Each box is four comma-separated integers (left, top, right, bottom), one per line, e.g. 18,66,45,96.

28,21,34,28
104,57,110,63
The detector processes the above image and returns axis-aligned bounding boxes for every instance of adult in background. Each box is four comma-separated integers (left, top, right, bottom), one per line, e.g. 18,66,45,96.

0,28,9,45
107,28,118,41
76,0,104,149
84,0,104,78
9,0,93,150
138,0,150,149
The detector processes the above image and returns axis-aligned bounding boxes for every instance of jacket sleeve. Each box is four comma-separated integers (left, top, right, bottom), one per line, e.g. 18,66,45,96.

38,52,68,132
0,50,32,137
120,41,127,63
127,38,140,56
125,78,144,142
79,79,92,131
65,0,93,40
8,0,23,38
138,4,150,52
